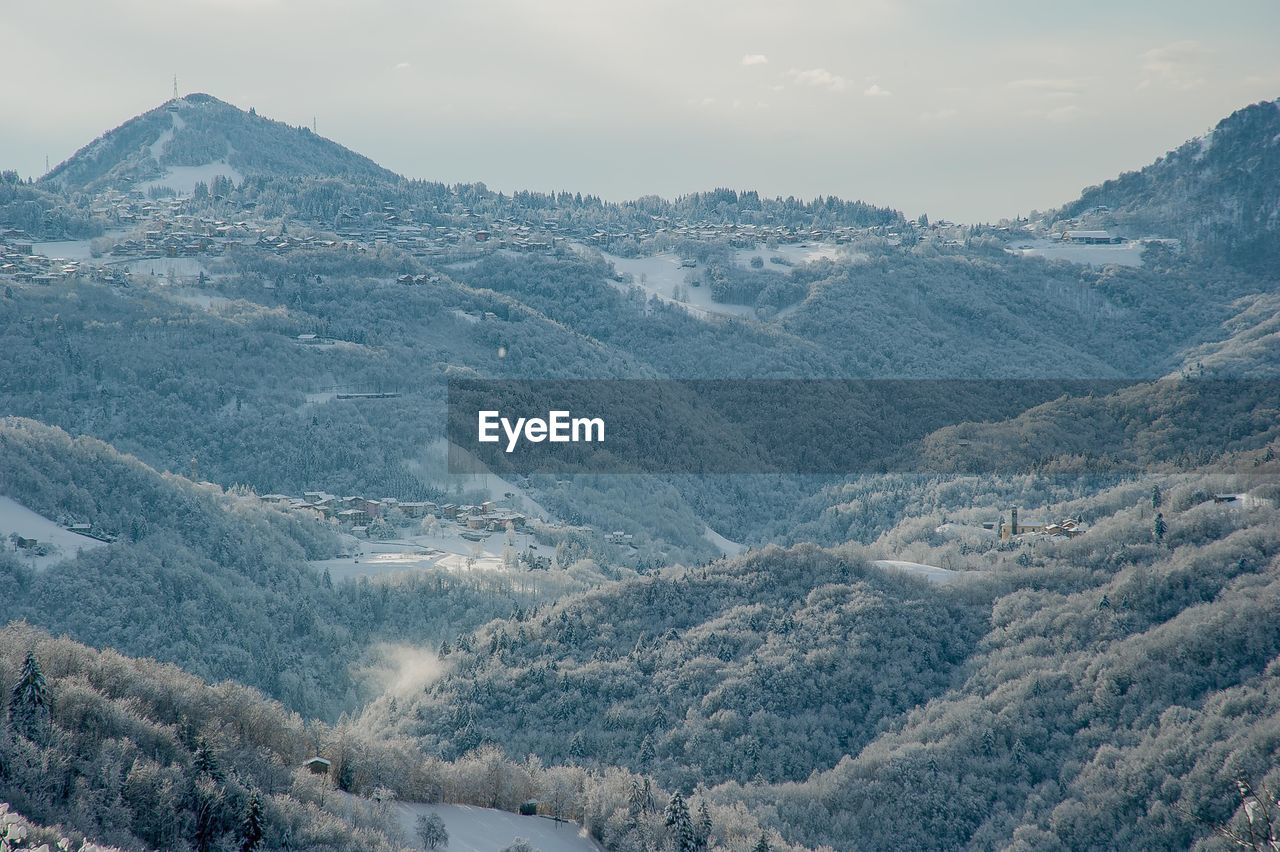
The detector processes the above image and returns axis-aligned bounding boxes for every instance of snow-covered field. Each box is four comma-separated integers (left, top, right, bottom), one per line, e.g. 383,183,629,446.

599,244,839,322
163,289,235,311
703,525,745,557
138,161,243,196
120,257,215,280
873,559,978,585
394,803,603,852
600,251,756,320
1006,240,1145,267
730,242,839,270
31,238,96,260
311,525,538,583
0,496,105,570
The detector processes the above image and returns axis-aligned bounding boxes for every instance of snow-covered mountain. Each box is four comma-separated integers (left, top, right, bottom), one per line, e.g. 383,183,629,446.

1052,97,1280,273
42,93,399,193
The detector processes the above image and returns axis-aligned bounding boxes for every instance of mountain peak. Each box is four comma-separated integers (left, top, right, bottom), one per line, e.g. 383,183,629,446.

43,93,398,194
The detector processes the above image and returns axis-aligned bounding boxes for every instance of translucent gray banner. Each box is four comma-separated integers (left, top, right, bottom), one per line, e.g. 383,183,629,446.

446,378,1279,474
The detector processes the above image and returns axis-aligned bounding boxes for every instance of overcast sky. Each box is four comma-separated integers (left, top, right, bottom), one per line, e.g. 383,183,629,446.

3,0,1278,221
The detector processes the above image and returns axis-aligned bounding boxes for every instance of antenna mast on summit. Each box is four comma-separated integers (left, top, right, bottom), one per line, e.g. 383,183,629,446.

173,74,178,99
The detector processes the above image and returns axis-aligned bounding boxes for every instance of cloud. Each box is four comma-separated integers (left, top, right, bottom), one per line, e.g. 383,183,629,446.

1006,77,1089,96
394,61,411,70
741,54,769,66
863,83,891,97
1139,40,1208,89
1044,104,1082,123
919,107,957,123
786,67,847,92
1023,104,1082,124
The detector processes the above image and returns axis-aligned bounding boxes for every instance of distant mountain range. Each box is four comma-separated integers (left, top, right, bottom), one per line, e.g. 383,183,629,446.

1052,98,1280,273
42,93,398,193
38,93,1280,273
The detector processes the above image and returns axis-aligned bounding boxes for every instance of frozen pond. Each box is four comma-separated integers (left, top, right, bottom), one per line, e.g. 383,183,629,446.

32,238,95,260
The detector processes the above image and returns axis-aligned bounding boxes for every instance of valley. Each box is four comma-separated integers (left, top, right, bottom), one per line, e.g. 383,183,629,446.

1,84,1278,852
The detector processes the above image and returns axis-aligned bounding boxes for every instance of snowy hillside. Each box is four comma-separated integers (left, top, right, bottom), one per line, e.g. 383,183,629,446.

394,803,603,852
42,93,398,193
0,495,105,570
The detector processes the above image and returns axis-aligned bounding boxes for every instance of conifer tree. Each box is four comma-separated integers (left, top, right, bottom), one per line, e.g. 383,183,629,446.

239,791,264,852
695,799,713,850
8,650,51,740
665,791,697,852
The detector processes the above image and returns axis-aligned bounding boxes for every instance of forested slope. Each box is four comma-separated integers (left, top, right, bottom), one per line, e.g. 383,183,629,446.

1053,97,1280,274
741,475,1280,850
0,419,565,720
377,545,989,788
372,466,1280,851
0,623,799,851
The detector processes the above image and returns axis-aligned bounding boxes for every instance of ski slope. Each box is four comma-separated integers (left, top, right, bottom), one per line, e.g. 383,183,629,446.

873,559,974,585
394,803,603,852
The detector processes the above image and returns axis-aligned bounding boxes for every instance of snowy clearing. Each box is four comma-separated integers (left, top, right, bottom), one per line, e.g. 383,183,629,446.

1005,239,1145,268
599,244,840,322
730,242,840,270
162,289,235,311
703,525,745,557
312,525,539,583
138,161,243,196
873,559,979,585
393,802,603,852
120,257,216,280
0,496,105,571
600,251,756,320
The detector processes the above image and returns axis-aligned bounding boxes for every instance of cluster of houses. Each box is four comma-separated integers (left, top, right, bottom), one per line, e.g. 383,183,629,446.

0,230,80,284
586,218,906,250
983,507,1087,542
332,204,559,257
107,216,351,259
335,201,912,257
258,491,527,539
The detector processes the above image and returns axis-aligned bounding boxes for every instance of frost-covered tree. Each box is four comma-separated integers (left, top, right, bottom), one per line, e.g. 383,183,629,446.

695,799,713,850
416,812,448,849
499,841,537,852
8,650,51,740
238,791,264,852
664,791,697,852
